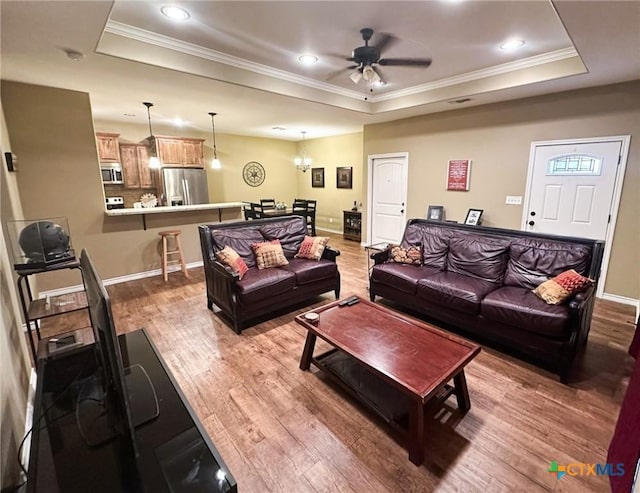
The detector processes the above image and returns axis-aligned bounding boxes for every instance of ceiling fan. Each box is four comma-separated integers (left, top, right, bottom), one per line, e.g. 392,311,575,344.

344,28,432,87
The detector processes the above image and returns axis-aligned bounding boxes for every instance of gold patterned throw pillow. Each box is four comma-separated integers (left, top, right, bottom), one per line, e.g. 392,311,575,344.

295,236,329,261
251,239,289,269
215,246,249,279
388,244,422,265
533,269,593,305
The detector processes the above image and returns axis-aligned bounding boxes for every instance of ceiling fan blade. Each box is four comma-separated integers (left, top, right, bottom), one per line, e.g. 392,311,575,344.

373,32,397,55
325,66,357,82
378,57,432,67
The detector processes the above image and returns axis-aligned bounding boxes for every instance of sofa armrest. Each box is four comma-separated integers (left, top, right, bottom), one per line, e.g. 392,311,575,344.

322,246,341,262
568,285,595,312
211,259,241,282
371,249,389,265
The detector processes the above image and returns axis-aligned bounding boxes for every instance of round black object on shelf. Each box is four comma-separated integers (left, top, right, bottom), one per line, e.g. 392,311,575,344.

19,221,71,263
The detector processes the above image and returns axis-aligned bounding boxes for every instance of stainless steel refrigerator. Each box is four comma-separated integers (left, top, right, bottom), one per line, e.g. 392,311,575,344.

161,167,209,206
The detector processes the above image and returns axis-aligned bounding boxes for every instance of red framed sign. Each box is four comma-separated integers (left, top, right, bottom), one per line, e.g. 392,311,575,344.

446,159,471,191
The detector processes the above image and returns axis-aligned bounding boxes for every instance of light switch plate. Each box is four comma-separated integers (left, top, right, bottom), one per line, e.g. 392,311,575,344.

506,195,522,205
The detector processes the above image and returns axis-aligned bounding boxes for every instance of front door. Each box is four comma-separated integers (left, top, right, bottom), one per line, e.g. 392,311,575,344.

524,140,623,240
368,153,408,245
524,136,631,298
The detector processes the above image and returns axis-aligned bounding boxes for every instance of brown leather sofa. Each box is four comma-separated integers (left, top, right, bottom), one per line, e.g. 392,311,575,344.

369,219,605,382
199,216,340,333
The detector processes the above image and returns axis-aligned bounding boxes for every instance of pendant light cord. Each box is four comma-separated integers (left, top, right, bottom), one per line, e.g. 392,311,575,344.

209,112,218,159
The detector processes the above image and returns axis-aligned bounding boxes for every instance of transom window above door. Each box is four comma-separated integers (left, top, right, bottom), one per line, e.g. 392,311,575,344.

546,154,602,176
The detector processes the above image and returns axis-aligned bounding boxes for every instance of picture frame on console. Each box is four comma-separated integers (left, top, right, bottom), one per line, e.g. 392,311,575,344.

427,205,445,221
464,208,483,226
311,167,324,188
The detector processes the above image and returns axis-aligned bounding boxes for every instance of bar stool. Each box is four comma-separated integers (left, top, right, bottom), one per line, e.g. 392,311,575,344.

158,230,188,282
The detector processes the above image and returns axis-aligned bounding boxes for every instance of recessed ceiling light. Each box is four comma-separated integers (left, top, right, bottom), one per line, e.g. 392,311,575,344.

173,117,185,127
64,48,84,61
500,38,525,52
161,5,190,20
298,54,318,65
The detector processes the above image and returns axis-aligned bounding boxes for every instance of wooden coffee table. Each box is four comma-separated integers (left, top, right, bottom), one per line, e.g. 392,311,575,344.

296,296,480,466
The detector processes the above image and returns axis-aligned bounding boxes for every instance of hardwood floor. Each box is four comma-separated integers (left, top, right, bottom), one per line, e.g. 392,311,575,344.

40,233,637,493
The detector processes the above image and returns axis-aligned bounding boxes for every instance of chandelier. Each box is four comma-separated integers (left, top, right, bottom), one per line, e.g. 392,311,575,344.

208,112,221,169
142,102,161,169
294,131,312,172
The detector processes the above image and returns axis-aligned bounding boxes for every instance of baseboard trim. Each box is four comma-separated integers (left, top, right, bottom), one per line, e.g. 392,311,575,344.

601,292,639,321
38,261,204,298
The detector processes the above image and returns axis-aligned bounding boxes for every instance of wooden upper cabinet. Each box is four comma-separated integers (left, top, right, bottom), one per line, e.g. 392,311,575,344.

154,136,205,167
96,132,120,162
182,139,205,167
120,144,154,189
155,137,184,166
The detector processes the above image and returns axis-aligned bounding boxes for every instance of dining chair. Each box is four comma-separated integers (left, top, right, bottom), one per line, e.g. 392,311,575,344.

292,199,308,214
260,198,276,210
305,199,317,236
251,202,265,219
243,203,255,220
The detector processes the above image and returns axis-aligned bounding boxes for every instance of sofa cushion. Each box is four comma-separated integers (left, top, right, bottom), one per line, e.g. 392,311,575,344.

533,269,593,305
295,235,329,260
446,236,510,283
281,258,338,285
251,240,289,269
417,271,500,315
215,245,249,279
260,218,307,257
372,263,441,295
481,286,570,338
504,240,592,290
211,228,265,268
388,244,422,265
236,267,296,304
402,224,449,268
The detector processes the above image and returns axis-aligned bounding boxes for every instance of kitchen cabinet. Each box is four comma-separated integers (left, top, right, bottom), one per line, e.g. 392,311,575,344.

154,136,205,167
120,144,154,189
96,132,120,162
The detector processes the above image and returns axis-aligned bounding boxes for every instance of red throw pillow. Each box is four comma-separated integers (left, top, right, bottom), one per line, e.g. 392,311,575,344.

533,269,593,305
251,239,289,269
295,236,329,260
215,245,249,279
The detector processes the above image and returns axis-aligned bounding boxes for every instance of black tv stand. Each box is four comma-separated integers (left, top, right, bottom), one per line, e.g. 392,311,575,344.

76,363,159,447
27,329,237,493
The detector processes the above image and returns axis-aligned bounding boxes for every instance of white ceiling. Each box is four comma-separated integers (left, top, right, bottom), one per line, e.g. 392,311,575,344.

1,1,639,141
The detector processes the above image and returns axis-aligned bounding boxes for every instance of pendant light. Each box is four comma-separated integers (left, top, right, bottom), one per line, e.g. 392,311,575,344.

208,112,221,169
143,102,161,169
294,131,312,172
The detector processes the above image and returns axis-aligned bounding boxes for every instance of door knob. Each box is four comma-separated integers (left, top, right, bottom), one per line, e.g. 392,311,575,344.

530,211,536,216
400,209,405,214
528,220,535,226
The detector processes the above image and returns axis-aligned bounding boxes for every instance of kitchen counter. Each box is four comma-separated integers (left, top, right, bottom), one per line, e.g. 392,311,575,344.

105,202,244,229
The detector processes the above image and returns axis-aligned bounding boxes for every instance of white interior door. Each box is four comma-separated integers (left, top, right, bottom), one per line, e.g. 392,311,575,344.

524,140,622,240
524,136,631,299
368,153,408,245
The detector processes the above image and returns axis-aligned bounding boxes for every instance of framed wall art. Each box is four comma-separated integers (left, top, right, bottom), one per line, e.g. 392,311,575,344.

311,167,324,188
446,159,471,191
464,208,483,226
336,166,352,189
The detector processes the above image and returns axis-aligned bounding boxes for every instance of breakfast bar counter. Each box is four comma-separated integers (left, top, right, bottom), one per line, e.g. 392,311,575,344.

105,202,244,229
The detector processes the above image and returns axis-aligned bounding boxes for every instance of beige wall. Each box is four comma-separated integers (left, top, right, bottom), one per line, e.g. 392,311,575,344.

0,99,31,489
296,132,364,232
363,81,640,299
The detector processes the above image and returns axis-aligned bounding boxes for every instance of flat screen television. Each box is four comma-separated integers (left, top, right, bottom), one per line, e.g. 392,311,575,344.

76,249,159,453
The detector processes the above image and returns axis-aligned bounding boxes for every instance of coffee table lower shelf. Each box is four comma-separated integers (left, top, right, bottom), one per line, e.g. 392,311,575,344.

311,348,458,448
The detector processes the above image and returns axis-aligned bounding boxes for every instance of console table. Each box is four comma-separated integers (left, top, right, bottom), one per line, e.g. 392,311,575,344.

27,329,237,493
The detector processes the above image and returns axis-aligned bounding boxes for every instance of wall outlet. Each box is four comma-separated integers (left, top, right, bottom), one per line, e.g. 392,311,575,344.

505,195,522,205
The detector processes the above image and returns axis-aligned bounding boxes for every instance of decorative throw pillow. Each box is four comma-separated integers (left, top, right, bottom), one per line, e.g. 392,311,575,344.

295,236,329,260
533,269,593,305
215,246,249,279
387,244,422,265
251,239,289,269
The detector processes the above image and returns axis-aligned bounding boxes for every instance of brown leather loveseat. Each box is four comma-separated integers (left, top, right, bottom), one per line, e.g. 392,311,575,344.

199,216,340,333
369,219,604,382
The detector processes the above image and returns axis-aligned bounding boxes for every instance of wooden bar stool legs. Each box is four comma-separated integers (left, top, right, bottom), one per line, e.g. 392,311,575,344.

158,230,188,282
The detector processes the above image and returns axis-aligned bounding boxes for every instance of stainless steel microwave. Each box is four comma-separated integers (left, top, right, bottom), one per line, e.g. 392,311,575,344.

101,163,123,184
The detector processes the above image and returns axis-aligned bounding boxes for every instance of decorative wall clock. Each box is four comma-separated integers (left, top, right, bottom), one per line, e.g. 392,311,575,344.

242,161,265,187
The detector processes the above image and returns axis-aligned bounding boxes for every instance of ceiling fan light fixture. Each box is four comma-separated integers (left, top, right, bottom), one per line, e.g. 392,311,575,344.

362,65,376,82
160,5,190,20
349,70,362,84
